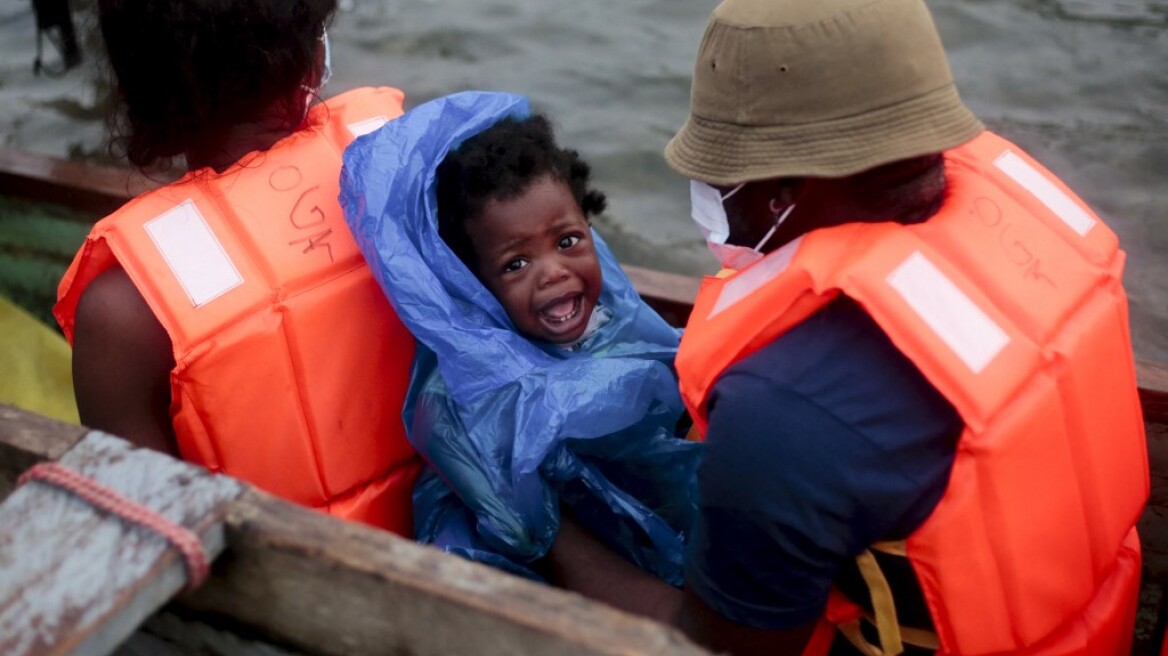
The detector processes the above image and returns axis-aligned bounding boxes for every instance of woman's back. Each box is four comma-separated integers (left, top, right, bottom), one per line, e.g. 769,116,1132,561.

61,0,421,534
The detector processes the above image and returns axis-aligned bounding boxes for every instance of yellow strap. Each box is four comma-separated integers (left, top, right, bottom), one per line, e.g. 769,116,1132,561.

837,546,942,654
714,267,737,279
870,540,908,557
838,619,884,656
856,549,905,656
897,624,940,651
684,424,703,442
838,616,940,655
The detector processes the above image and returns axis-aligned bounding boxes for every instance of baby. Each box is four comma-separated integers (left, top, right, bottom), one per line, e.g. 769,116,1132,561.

341,91,701,585
435,113,608,349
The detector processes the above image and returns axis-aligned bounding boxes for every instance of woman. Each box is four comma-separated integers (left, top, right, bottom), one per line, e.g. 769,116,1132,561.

55,0,421,534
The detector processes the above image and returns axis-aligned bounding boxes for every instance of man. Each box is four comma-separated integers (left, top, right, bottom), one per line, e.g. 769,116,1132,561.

665,0,1148,654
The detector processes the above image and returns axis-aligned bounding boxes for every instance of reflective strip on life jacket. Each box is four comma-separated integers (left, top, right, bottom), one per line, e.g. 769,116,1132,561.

55,87,422,535
679,130,1148,654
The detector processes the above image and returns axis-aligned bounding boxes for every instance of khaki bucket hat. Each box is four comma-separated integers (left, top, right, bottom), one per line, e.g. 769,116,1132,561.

665,0,984,185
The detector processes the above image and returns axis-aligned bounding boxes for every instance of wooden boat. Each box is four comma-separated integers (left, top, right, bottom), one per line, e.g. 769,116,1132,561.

1,148,1166,655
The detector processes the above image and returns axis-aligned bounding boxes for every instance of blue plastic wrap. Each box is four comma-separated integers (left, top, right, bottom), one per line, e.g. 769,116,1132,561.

340,91,701,583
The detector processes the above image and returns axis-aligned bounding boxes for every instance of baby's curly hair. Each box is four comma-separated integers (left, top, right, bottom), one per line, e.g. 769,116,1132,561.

436,114,607,270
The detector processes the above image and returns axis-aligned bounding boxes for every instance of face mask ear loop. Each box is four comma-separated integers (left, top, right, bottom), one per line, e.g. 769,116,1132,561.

302,29,332,96
752,203,795,253
721,183,746,202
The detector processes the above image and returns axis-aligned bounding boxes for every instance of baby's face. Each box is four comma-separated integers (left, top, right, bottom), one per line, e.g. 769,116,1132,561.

467,175,602,344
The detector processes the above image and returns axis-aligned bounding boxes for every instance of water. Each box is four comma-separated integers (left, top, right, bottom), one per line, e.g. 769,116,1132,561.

1,0,1165,360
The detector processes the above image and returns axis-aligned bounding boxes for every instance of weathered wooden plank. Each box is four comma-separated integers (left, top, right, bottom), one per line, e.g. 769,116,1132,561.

0,404,709,655
0,431,243,656
114,609,304,656
0,149,157,217
180,489,709,656
0,403,87,501
623,264,702,327
1139,359,1168,425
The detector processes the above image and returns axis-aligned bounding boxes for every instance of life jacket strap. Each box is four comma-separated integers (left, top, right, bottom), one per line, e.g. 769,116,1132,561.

836,544,941,655
870,540,908,557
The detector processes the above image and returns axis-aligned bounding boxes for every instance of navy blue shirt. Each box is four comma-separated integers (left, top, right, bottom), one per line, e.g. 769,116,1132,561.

685,296,962,629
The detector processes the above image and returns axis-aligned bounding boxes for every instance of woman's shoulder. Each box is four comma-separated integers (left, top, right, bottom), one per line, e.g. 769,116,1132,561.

72,265,178,454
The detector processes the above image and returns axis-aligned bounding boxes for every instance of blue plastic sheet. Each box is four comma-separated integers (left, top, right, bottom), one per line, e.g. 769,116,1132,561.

340,91,701,583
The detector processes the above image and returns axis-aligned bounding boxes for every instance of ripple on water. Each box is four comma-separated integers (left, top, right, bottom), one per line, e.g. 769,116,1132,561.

1043,0,1168,24
353,29,519,63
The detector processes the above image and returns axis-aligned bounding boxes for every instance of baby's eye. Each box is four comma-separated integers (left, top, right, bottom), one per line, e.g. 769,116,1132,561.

558,235,582,249
503,258,529,273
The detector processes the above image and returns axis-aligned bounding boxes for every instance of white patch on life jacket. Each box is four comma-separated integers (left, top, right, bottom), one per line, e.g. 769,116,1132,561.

994,150,1097,237
144,200,244,307
709,236,803,319
886,251,1009,374
347,116,389,138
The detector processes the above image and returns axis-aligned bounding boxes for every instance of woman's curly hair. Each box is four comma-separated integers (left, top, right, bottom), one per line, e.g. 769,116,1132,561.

436,114,607,270
98,0,336,170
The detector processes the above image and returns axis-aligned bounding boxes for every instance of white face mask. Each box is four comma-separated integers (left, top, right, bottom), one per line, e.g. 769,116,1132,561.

689,180,794,269
303,29,333,111
690,180,741,244
320,30,333,88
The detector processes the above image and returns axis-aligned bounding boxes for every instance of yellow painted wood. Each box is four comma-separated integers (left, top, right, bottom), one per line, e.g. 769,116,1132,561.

0,296,77,424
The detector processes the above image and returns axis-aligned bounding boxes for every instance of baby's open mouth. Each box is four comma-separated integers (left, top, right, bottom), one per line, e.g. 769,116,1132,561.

539,294,582,325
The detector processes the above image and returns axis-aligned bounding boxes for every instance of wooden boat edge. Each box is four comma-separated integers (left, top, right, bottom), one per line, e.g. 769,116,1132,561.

0,404,710,656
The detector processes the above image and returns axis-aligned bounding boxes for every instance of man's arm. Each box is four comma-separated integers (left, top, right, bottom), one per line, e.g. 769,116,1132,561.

678,589,818,656
72,265,178,455
542,513,684,624
544,513,819,654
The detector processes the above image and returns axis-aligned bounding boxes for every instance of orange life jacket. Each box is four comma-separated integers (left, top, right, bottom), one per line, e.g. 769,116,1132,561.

56,87,422,535
677,131,1148,654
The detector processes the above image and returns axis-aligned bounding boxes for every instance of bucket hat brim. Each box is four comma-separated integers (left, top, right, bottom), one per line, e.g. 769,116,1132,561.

665,82,984,185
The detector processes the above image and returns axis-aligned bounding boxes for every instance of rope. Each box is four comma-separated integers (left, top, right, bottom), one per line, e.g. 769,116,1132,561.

17,462,210,592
